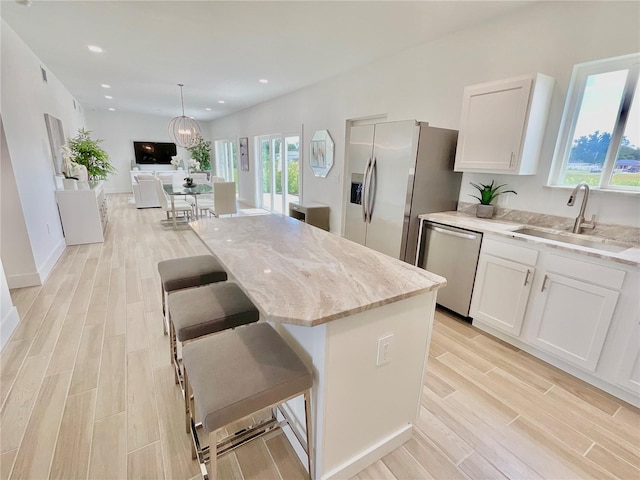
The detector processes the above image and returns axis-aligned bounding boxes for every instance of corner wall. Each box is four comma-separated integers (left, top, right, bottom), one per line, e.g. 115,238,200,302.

1,20,85,287
208,1,640,233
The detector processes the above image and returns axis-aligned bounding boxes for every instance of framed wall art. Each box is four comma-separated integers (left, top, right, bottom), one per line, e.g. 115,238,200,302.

44,113,65,175
239,137,249,171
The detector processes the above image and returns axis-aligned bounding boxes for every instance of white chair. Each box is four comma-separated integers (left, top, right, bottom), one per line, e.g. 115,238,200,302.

132,175,162,208
210,182,238,217
154,178,193,225
190,173,209,184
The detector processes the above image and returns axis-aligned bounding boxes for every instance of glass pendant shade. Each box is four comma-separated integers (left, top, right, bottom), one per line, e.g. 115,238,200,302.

168,84,201,148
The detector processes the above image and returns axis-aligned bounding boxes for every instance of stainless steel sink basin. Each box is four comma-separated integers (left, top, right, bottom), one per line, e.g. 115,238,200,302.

512,227,631,253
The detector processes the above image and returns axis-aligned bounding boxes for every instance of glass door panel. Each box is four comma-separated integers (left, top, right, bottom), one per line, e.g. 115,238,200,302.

261,139,272,211
285,136,300,206
273,138,283,214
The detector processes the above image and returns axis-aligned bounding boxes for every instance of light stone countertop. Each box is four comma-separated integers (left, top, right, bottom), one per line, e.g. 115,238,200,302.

419,211,640,267
191,214,446,327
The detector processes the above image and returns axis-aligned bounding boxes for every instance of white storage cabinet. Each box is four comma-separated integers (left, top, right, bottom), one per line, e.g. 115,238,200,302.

470,237,538,336
454,73,554,175
523,253,622,372
56,181,108,245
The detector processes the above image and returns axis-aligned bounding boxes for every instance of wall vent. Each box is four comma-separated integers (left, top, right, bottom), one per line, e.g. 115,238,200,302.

73,99,76,110
40,66,48,83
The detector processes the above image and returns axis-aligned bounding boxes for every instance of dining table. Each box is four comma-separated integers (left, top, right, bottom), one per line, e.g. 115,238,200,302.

162,183,212,229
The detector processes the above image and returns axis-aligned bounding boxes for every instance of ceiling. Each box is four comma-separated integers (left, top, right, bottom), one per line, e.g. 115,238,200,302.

1,0,533,121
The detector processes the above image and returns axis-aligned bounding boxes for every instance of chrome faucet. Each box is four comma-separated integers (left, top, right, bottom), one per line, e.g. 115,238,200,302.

567,182,596,234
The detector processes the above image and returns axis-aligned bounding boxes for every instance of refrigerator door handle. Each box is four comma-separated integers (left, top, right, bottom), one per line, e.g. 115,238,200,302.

367,157,378,223
362,158,372,222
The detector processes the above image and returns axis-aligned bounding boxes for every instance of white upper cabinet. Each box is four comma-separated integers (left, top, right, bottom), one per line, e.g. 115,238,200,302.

454,73,554,175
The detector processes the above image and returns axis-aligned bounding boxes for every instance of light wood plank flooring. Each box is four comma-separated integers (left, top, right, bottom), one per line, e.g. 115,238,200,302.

1,194,638,479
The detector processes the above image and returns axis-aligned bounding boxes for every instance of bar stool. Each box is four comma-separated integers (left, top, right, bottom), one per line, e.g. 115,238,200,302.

157,255,227,335
168,282,259,391
183,323,314,480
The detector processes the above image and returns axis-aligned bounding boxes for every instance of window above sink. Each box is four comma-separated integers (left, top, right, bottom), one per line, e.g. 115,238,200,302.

548,53,640,193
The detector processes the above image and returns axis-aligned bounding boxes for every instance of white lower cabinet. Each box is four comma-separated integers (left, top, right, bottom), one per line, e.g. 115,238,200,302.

470,254,534,336
469,234,638,406
525,272,619,372
618,321,640,393
55,181,107,245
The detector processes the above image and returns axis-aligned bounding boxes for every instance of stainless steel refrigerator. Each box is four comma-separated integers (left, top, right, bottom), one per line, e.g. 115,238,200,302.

344,120,462,263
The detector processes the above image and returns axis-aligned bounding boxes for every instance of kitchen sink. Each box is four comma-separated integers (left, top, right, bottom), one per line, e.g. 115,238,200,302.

512,227,631,253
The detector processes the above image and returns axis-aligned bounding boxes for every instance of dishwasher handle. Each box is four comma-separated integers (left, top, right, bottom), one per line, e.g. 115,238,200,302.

429,225,479,241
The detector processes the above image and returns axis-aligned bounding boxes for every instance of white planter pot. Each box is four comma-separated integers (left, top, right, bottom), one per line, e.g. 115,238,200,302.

63,178,78,190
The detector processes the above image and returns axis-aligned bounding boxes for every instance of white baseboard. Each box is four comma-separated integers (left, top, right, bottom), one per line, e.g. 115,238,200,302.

6,239,65,289
321,424,413,480
1,306,20,350
6,271,41,289
38,239,66,284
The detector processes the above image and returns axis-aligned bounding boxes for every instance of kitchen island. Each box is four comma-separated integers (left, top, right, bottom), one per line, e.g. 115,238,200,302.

190,214,446,480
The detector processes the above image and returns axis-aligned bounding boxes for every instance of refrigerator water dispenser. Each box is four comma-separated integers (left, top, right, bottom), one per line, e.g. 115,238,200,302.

350,173,364,205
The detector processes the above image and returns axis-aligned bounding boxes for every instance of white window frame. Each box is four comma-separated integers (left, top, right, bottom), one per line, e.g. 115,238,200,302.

548,53,640,192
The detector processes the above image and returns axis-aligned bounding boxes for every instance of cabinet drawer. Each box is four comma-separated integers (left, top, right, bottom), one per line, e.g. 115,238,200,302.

482,237,538,266
546,254,625,290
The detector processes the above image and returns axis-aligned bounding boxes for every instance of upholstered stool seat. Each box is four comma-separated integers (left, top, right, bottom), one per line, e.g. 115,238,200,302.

168,282,259,390
183,323,314,480
157,255,227,335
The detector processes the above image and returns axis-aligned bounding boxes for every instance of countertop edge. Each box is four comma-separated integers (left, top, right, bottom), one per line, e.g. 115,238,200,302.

419,212,640,267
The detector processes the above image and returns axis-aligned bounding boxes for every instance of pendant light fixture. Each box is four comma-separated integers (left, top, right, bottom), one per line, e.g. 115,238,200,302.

168,84,201,148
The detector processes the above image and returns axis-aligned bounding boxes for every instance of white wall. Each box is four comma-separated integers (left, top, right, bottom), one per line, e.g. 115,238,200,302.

0,258,20,350
208,1,640,232
0,20,85,286
86,110,193,193
0,117,37,287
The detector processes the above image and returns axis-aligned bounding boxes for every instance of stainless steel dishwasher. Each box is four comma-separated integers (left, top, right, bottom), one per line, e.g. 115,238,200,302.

416,220,482,318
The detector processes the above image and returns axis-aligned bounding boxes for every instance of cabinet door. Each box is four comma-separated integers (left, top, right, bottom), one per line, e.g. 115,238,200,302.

617,321,640,394
454,77,532,172
470,254,533,336
527,273,619,371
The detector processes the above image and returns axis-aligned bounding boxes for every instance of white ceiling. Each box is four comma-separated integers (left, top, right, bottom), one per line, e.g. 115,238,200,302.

1,0,533,121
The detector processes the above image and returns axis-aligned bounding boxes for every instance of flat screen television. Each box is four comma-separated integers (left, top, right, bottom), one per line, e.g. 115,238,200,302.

133,141,177,164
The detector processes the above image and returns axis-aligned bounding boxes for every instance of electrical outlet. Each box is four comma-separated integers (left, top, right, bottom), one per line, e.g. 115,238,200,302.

376,334,394,366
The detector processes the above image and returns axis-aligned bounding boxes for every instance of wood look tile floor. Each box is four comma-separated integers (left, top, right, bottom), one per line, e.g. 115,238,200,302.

1,194,639,480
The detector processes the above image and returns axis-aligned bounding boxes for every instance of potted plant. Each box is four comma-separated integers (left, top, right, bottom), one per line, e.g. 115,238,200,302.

67,128,115,180
469,180,517,218
186,134,212,172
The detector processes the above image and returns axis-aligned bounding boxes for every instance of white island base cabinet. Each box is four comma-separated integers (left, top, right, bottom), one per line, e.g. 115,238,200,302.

274,292,435,480
55,181,107,245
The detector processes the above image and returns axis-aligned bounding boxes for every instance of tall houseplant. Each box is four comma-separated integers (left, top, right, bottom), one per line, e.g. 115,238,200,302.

186,134,212,171
67,128,115,180
469,180,517,218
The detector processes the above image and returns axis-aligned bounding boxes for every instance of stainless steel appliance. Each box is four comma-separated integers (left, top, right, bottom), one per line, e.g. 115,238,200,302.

344,120,462,263
417,220,482,317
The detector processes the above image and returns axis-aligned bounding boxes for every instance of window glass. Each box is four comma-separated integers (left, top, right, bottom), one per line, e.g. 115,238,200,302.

611,80,640,188
561,70,627,186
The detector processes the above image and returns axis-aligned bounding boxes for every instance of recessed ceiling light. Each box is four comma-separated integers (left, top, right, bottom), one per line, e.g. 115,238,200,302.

205,108,212,111
88,45,103,53
259,79,269,84
101,84,111,89
104,95,113,99
108,108,115,111
218,100,225,104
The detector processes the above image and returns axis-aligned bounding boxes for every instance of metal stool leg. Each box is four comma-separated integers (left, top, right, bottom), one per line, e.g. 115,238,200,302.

304,390,314,480
161,285,168,335
207,431,217,480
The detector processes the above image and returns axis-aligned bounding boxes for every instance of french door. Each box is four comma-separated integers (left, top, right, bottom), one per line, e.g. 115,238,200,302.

259,134,300,214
